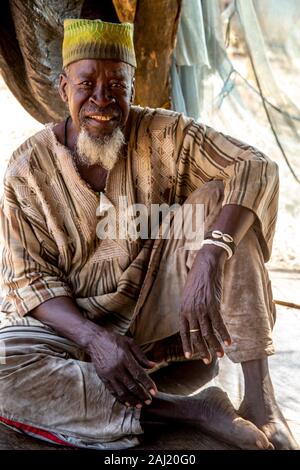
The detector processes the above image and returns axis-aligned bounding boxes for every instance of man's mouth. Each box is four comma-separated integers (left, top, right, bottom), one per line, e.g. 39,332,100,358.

88,114,115,122
84,112,120,126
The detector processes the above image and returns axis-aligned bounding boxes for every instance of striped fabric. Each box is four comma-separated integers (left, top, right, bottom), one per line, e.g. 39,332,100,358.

0,106,279,330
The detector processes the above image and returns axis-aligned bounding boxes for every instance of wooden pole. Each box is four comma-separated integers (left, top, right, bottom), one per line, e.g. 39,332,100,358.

273,299,300,310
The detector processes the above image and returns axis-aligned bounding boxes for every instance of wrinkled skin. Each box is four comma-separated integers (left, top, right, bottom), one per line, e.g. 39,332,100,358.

180,247,229,362
59,59,135,145
141,387,275,450
87,327,157,407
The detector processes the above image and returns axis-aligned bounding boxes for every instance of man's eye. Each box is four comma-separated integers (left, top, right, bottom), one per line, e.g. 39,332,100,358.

110,82,126,89
80,81,92,86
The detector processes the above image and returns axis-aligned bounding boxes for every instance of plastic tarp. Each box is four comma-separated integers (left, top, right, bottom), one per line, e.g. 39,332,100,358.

171,0,300,270
172,0,300,178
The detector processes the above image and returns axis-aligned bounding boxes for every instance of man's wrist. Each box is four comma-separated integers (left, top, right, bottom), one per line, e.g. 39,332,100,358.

74,318,105,351
199,242,228,262
202,230,236,260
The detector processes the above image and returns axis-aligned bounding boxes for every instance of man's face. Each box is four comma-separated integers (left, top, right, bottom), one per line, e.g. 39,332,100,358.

59,58,134,140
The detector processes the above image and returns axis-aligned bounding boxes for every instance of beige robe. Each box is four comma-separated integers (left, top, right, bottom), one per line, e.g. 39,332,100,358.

0,107,278,448
0,106,278,332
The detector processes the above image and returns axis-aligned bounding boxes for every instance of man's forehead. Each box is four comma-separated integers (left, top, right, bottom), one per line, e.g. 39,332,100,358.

68,59,132,77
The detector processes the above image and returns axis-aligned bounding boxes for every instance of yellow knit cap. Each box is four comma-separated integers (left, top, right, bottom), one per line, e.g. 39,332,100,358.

62,19,136,68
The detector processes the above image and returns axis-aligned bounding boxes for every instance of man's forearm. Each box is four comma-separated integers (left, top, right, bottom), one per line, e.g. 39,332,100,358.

208,203,256,246
199,204,256,261
31,296,100,350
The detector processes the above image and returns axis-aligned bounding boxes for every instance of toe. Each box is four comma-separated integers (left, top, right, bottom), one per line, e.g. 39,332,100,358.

233,417,273,450
256,435,274,450
262,423,299,450
251,427,273,450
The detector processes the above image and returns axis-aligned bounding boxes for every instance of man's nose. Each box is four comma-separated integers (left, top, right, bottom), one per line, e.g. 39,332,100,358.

89,85,115,107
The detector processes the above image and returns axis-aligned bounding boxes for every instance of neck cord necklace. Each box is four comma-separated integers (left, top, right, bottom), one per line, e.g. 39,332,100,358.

64,115,71,147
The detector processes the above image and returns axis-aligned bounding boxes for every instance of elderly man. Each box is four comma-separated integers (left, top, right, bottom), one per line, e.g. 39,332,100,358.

0,19,297,450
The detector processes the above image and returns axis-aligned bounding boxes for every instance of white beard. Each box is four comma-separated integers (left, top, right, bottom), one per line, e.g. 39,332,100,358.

76,127,125,170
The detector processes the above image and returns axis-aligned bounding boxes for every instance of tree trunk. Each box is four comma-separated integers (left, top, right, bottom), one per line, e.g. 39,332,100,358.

0,0,181,123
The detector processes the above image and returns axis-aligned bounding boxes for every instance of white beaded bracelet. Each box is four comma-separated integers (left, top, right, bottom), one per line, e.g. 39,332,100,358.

201,239,234,259
210,230,234,243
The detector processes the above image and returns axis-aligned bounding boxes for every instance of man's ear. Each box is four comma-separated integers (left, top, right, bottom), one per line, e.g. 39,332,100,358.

59,73,69,103
130,76,135,104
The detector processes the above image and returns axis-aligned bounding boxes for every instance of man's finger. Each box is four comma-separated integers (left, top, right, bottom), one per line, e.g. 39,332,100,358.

201,321,224,357
110,380,135,406
106,366,148,406
114,378,148,407
122,369,151,404
190,327,211,363
103,379,133,405
209,307,231,345
132,367,157,397
129,340,157,369
179,316,192,358
206,333,224,357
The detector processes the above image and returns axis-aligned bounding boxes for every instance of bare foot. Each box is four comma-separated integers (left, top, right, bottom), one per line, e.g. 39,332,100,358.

142,387,273,449
190,387,273,450
241,359,299,450
239,399,299,450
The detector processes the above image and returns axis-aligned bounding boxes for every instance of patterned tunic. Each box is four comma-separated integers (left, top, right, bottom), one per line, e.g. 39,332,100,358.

0,106,279,330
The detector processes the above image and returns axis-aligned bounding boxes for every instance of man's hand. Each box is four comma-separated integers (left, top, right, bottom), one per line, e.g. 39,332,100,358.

180,244,231,362
87,328,157,408
31,296,157,409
